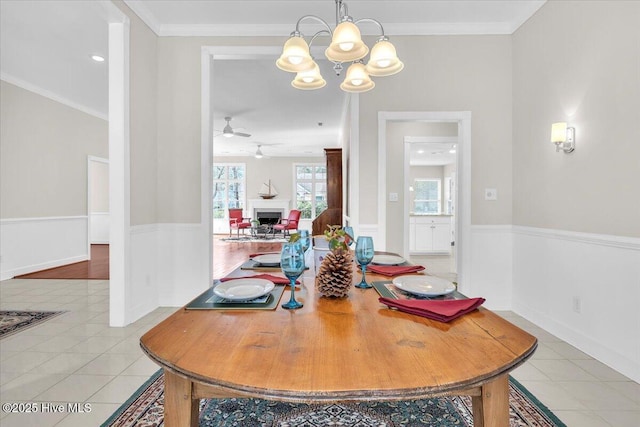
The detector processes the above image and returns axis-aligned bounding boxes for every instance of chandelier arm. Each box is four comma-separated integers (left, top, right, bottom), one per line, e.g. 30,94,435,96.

295,15,333,35
353,18,386,37
308,30,332,48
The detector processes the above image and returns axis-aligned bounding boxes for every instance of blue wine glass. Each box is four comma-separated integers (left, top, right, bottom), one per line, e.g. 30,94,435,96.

281,242,305,309
298,230,311,253
355,236,374,289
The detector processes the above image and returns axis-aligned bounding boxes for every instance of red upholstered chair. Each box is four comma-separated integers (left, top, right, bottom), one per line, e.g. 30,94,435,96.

272,210,301,237
229,208,251,237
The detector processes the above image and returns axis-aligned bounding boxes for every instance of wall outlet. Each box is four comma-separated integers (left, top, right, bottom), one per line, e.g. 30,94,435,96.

389,192,399,202
484,188,497,201
572,296,581,314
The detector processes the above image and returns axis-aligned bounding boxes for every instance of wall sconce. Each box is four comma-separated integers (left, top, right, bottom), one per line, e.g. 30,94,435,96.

550,122,575,153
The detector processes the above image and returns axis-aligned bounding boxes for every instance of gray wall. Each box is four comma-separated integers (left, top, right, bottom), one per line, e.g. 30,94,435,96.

0,80,108,218
155,34,513,232
213,155,324,204
114,0,159,227
512,0,640,238
358,35,513,227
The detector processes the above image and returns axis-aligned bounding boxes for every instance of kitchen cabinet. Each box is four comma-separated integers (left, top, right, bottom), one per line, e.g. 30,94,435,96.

409,216,452,254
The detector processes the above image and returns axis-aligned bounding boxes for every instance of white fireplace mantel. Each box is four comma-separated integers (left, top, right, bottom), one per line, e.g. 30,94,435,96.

247,198,291,219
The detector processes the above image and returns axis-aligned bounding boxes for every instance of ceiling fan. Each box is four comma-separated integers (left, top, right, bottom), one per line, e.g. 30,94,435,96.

254,144,273,159
216,116,251,138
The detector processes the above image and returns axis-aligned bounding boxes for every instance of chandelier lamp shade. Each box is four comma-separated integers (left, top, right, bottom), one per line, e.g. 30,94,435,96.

340,61,375,93
276,0,403,93
292,63,327,90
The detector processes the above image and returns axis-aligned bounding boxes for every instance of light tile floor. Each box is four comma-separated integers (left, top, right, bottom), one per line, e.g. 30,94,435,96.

1,278,639,426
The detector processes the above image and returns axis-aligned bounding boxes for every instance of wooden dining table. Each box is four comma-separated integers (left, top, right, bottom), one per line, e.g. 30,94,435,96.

140,261,537,427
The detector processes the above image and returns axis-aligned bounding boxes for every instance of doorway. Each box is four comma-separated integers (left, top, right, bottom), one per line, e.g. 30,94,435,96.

404,137,458,282
201,46,353,281
378,111,471,291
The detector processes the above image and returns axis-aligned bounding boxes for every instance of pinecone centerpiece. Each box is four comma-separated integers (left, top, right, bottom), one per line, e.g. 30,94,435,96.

315,226,354,298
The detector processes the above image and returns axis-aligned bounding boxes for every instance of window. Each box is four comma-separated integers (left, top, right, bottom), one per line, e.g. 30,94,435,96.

295,164,327,219
413,179,441,214
213,164,246,221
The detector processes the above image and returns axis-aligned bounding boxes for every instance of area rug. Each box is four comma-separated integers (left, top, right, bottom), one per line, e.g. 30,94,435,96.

102,370,566,427
0,310,66,339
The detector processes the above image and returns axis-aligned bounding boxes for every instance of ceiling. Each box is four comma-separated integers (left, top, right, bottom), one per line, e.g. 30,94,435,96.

410,143,457,166
1,0,545,158
0,0,109,119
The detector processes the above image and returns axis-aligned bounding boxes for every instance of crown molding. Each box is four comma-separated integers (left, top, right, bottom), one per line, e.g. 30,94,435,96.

122,0,161,35
121,0,546,38
508,1,547,34
1,74,108,121
157,21,520,37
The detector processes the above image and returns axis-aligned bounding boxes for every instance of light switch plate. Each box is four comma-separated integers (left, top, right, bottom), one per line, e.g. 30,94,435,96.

484,188,497,201
389,192,399,202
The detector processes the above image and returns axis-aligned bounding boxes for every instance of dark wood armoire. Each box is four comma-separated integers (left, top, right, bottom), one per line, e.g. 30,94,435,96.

311,148,343,236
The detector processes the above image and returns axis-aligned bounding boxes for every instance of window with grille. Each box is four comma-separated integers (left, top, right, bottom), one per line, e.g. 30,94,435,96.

213,164,246,221
294,164,327,219
413,179,441,214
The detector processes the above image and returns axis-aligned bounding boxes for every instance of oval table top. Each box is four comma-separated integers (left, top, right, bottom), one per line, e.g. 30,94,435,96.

140,268,537,403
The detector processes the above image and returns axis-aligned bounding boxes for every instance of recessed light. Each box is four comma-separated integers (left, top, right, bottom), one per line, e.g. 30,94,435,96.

91,54,105,62
417,150,424,154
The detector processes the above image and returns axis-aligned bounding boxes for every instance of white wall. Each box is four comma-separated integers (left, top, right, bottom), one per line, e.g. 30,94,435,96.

89,158,109,244
511,1,640,382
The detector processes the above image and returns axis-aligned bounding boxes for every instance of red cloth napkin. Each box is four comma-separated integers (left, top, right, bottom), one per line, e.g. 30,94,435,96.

367,265,425,276
379,297,485,323
220,274,298,285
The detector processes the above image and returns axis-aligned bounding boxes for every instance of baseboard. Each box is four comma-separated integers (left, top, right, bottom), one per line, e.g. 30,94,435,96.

514,300,640,384
2,255,88,281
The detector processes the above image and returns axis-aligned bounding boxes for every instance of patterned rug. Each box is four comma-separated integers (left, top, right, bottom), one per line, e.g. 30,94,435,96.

102,370,566,426
0,310,66,339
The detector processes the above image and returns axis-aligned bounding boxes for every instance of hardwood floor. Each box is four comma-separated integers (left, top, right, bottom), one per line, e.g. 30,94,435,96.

213,235,283,279
15,244,110,280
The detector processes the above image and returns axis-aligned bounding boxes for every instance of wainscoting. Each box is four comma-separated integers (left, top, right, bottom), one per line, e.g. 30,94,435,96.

0,216,88,281
128,223,209,321
4,217,637,382
512,226,640,383
90,212,110,244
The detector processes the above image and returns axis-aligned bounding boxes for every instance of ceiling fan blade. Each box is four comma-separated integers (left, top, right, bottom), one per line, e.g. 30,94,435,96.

234,132,251,137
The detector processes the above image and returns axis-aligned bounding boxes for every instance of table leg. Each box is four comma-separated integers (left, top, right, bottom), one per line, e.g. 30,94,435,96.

164,369,199,427
471,374,509,427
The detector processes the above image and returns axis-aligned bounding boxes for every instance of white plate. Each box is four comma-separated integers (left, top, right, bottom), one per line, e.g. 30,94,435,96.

372,254,406,265
392,275,455,297
252,253,281,266
214,278,275,301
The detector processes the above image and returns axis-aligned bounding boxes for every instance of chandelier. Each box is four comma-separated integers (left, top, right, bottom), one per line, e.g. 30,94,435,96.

276,0,404,93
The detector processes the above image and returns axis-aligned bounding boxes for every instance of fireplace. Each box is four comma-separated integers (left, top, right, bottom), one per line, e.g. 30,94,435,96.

248,198,290,223
256,210,282,225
